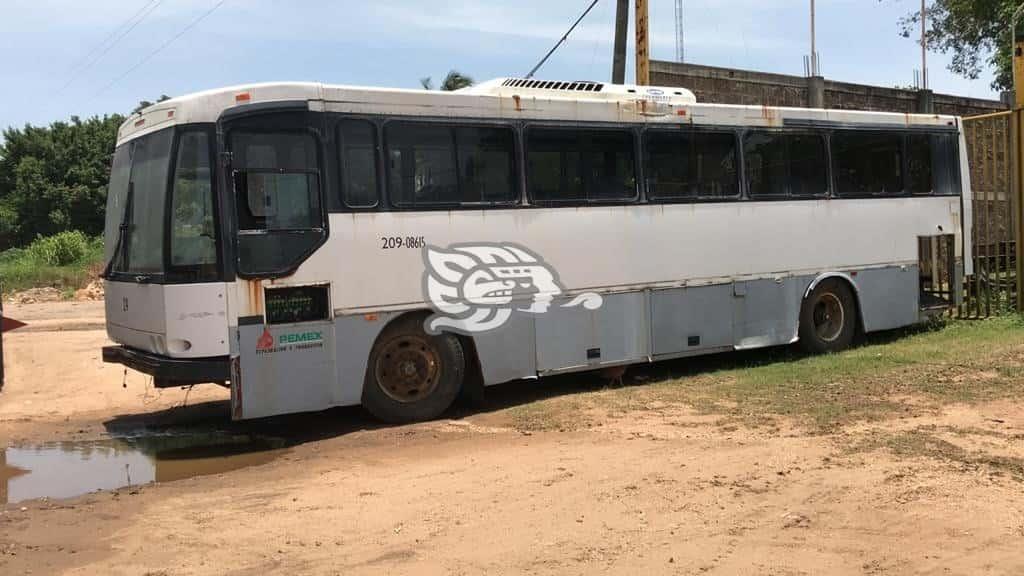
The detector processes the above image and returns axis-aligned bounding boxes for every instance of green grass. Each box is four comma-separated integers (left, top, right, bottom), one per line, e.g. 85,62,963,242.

0,232,103,294
850,426,1024,480
506,316,1024,433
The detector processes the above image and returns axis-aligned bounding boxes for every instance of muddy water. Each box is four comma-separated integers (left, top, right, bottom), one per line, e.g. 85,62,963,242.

1,433,285,504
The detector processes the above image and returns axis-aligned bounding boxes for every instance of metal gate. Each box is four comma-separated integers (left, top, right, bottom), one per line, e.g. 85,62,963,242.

962,111,1021,316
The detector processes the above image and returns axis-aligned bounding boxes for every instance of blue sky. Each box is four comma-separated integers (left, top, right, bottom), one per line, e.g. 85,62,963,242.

0,0,1001,133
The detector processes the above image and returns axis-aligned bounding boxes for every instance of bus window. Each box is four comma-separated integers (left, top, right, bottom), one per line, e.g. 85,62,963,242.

646,130,738,200
455,126,516,204
909,133,959,195
385,123,516,207
126,129,174,273
170,130,217,276
744,132,828,198
232,132,321,232
527,128,636,203
833,131,903,196
386,123,459,206
339,120,379,208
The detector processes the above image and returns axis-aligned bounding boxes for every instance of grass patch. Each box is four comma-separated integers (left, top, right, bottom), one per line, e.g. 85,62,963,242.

0,232,103,294
851,427,1024,480
504,317,1024,432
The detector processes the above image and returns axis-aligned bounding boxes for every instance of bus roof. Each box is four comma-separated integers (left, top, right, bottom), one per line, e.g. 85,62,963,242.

117,78,960,144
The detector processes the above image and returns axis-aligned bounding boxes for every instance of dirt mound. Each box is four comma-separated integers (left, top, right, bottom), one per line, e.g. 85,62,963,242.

2,280,103,304
73,280,104,301
3,287,63,304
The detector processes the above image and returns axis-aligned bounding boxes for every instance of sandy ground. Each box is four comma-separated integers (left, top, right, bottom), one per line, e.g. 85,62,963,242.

0,301,228,444
1,303,1024,575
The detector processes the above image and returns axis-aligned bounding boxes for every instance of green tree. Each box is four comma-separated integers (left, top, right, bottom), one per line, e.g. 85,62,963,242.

132,94,172,114
420,70,474,91
0,114,124,248
898,1,1014,91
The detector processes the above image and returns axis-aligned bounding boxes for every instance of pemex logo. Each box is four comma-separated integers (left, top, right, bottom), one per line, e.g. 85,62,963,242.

256,328,275,351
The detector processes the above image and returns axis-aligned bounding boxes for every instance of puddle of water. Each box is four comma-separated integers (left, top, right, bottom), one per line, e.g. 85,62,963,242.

1,433,285,504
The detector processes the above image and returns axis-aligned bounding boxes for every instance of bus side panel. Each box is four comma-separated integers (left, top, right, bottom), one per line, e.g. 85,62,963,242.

732,278,804,350
235,321,337,419
333,312,394,406
534,293,649,373
473,313,538,385
853,265,920,332
650,284,734,356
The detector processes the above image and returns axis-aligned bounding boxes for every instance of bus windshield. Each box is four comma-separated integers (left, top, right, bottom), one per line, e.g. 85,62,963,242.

104,127,218,281
103,128,173,277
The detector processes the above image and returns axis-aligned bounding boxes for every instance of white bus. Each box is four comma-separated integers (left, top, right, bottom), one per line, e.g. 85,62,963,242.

101,78,971,423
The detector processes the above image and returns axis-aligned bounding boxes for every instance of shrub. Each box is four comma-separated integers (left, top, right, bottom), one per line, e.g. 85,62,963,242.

26,230,91,266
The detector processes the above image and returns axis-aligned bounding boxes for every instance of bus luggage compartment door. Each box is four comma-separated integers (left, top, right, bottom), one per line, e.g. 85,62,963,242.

234,320,336,419
534,292,648,373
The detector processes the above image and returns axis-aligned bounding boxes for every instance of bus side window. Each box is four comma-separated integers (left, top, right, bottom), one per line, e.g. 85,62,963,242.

455,126,516,205
339,120,379,208
527,128,636,204
744,131,828,199
386,123,459,207
909,133,959,196
646,130,738,200
833,131,903,196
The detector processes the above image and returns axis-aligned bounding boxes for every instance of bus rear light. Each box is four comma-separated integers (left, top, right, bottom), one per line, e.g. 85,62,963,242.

167,110,175,118
134,118,145,127
235,92,252,103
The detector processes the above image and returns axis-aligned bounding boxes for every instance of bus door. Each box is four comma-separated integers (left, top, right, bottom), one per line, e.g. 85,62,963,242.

222,111,335,419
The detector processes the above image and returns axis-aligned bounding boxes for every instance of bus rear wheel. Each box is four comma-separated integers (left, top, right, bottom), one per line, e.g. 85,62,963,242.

798,279,856,354
362,314,465,424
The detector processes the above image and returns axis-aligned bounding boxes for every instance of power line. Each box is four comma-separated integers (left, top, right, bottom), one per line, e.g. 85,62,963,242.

526,0,601,79
58,0,164,94
90,0,228,102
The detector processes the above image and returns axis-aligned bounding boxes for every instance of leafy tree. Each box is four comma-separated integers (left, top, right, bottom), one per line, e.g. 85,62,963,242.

420,70,474,91
132,94,171,114
0,114,124,248
897,1,1014,91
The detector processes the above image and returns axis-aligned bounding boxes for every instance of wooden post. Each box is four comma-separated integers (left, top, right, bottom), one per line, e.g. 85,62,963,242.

635,0,650,85
1015,26,1024,311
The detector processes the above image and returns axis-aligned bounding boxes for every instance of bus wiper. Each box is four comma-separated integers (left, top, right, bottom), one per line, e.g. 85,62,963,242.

101,182,134,279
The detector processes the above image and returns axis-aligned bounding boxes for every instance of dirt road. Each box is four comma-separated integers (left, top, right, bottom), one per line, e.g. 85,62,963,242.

2,303,1024,575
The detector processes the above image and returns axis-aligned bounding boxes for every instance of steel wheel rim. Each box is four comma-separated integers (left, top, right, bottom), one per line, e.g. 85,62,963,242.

375,335,441,403
813,292,845,343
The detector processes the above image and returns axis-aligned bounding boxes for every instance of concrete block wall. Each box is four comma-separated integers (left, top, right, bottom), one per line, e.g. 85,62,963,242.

650,60,1006,117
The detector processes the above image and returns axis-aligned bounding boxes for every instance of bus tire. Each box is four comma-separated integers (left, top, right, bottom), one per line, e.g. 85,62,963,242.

362,314,465,424
798,278,856,354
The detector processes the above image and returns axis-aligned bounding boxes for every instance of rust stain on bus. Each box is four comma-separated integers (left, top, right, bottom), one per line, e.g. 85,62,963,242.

247,280,263,316
512,94,522,112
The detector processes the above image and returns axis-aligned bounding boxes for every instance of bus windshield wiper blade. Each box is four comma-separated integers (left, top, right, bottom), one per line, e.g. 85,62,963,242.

101,182,134,279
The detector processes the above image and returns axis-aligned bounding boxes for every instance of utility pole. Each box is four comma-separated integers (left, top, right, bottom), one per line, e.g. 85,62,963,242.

612,0,628,83
636,0,650,85
674,0,684,63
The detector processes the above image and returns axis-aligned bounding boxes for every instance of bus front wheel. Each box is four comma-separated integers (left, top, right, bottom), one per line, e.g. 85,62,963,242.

362,314,465,423
798,279,856,354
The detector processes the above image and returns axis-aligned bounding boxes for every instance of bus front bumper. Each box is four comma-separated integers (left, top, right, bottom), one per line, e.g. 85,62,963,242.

102,345,230,388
